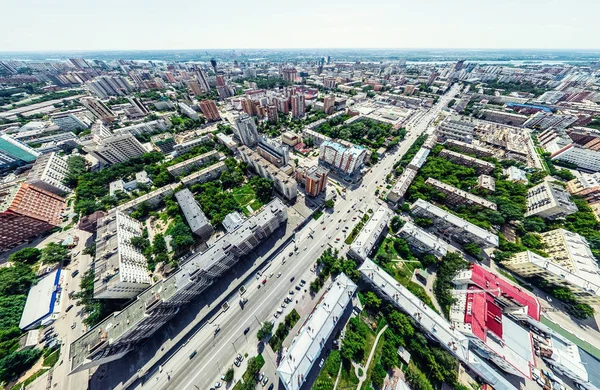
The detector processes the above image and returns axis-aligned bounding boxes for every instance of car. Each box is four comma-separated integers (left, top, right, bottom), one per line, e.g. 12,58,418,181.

273,312,279,318
277,308,284,314
71,322,76,329
189,350,197,359
236,354,244,362
240,297,248,306
300,279,306,286
214,326,221,335
277,272,282,278
269,273,274,278
43,327,54,335
66,304,74,312
73,251,80,257
268,384,274,390
289,252,293,257
295,285,301,291
262,377,269,386
234,359,241,367
284,297,292,303
336,237,340,241
289,290,294,295
321,243,325,247
262,278,267,285
322,227,326,230
319,358,325,368
244,327,250,335
290,276,295,282
281,303,287,308
71,270,79,278
215,382,222,388
258,373,265,382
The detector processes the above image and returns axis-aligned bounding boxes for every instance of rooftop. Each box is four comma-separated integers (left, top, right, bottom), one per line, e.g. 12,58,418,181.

19,269,62,330
349,205,391,260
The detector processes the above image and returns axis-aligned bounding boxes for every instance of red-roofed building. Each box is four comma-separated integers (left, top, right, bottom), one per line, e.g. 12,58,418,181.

450,265,538,379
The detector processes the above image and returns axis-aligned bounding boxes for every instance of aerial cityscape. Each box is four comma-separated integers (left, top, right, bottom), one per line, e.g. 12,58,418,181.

2,2,600,390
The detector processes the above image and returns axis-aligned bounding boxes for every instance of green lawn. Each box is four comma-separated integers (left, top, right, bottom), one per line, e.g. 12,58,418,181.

338,360,359,390
232,185,263,213
314,350,341,390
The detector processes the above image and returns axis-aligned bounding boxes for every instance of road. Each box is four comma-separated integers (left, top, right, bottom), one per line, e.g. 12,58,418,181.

134,84,462,390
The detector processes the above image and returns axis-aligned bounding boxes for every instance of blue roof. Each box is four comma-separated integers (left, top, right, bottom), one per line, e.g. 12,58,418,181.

506,103,552,113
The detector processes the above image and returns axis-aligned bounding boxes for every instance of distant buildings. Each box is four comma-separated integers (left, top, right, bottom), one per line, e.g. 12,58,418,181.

319,141,367,176
232,114,259,147
199,100,220,121
175,189,213,240
479,109,528,127
566,172,600,204
26,152,70,196
0,134,40,170
295,166,329,197
0,182,65,252
87,75,133,99
525,180,578,219
410,199,498,248
281,67,297,83
94,211,151,299
348,205,391,261
437,116,476,143
524,112,577,130
80,97,115,122
277,273,356,390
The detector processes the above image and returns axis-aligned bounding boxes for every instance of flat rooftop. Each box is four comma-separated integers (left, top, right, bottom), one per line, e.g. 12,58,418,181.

20,269,61,330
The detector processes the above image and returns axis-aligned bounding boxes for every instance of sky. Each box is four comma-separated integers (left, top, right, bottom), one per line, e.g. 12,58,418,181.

3,0,600,51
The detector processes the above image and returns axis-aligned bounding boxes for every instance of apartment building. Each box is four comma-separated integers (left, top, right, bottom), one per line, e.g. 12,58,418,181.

82,132,147,166
566,173,600,204
180,161,228,187
26,152,70,196
178,102,199,120
199,100,221,121
348,205,391,261
172,135,211,156
410,199,498,248
0,182,65,251
439,149,495,174
291,94,305,118
175,189,213,240
238,146,297,200
319,141,367,176
232,113,259,147
295,166,329,197
94,211,151,299
437,116,476,143
550,144,600,173
116,184,178,213
398,221,448,258
425,178,497,210
476,175,496,193
525,180,578,219
445,139,494,158
69,199,287,373
407,147,430,170
167,150,221,177
257,137,290,167
387,168,417,203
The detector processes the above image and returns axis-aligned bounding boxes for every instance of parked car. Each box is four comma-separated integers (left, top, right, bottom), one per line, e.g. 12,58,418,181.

71,270,79,278
66,304,74,312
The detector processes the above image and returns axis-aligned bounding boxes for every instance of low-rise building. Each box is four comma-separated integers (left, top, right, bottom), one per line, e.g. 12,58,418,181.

566,173,600,204
407,147,430,170
94,211,151,299
282,132,301,147
116,183,178,213
439,149,495,174
26,152,70,195
503,166,528,184
437,116,476,143
180,161,228,187
150,133,176,154
277,273,357,390
410,199,498,248
425,178,497,210
175,189,213,240
215,133,237,152
476,175,495,192
445,139,494,158
387,168,417,203
19,268,62,330
173,135,211,156
398,221,448,258
348,205,391,261
167,150,221,177
525,180,578,219
479,109,528,126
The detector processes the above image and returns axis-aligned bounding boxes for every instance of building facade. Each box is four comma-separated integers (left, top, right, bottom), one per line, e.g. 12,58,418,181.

26,152,70,196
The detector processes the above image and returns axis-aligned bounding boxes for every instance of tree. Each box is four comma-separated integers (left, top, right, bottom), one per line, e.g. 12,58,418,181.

0,348,43,383
246,356,262,377
363,292,381,311
387,311,414,339
324,199,335,209
250,177,274,203
224,367,234,382
568,303,595,320
168,222,195,253
63,155,87,187
8,247,41,265
390,216,404,233
462,242,481,259
257,321,274,340
421,254,437,267
41,242,69,264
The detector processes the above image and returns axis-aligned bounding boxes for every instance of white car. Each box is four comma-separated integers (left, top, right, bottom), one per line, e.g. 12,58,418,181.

215,382,222,388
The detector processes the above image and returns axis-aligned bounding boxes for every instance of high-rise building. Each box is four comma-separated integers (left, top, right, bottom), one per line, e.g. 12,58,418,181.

195,69,211,92
0,134,40,170
295,166,329,197
525,179,578,219
241,98,256,116
80,97,115,123
274,96,289,114
0,182,65,252
216,75,226,87
323,77,337,89
82,132,147,166
238,146,297,200
127,97,149,116
94,211,151,299
199,100,221,121
319,140,367,176
257,137,290,167
187,79,204,96
267,104,278,123
26,152,70,196
323,95,335,115
233,114,259,146
217,85,233,99
291,94,305,118
281,67,297,82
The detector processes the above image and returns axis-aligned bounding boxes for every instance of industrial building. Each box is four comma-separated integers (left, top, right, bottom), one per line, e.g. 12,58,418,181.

19,269,62,330
69,199,287,373
525,180,578,219
0,134,40,170
94,211,152,299
277,274,357,390
175,189,213,240
410,199,498,248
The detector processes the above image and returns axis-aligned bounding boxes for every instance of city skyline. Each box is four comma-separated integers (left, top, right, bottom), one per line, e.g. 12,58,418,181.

3,0,600,52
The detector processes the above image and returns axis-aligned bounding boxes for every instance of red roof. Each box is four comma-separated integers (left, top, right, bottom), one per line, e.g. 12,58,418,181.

470,265,540,321
464,288,503,341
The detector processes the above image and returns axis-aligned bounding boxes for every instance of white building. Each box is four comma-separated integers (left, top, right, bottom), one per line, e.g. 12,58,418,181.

178,102,199,120
94,211,152,299
398,221,448,258
277,274,357,390
82,132,147,166
525,180,578,219
26,152,70,195
348,205,391,261
232,113,259,147
175,189,213,239
437,116,476,143
550,144,600,173
387,168,417,203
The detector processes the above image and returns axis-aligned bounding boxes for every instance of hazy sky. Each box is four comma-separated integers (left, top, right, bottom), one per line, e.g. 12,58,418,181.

3,0,600,51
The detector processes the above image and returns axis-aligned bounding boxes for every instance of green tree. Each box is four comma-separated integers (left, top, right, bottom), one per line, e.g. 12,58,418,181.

0,263,36,296
390,216,404,233
0,348,43,383
324,199,335,209
250,177,274,203
257,321,274,340
462,242,481,259
363,292,381,311
168,222,195,253
8,247,41,265
41,242,69,264
224,367,234,382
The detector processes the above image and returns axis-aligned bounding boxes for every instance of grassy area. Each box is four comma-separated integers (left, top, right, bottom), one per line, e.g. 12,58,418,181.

314,350,341,390
43,349,60,367
14,368,49,389
376,237,399,260
232,185,262,213
541,317,600,360
360,320,378,365
381,260,439,313
360,331,386,390
345,214,370,245
338,360,359,390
